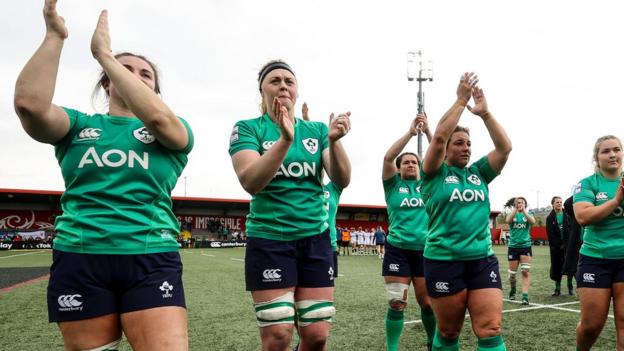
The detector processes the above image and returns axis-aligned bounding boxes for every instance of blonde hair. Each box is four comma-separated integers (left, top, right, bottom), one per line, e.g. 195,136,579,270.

593,135,623,171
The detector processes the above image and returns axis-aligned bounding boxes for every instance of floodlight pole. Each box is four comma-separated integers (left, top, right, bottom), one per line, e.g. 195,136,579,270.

407,51,433,160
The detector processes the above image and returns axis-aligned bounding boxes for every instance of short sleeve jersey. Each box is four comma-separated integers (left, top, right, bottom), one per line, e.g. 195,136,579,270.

53,108,194,255
421,156,498,260
383,174,428,251
228,114,329,241
324,182,343,251
508,213,532,248
573,172,624,259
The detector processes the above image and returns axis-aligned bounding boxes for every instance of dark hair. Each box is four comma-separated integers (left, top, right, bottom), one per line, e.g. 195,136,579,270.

446,125,470,149
515,196,528,207
91,52,161,109
257,59,295,115
395,152,420,169
551,196,562,205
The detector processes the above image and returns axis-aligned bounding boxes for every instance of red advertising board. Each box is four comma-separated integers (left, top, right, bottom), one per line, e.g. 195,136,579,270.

176,215,246,232
0,210,60,230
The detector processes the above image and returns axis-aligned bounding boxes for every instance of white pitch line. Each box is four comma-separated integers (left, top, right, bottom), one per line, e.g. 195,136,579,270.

231,258,244,262
503,299,580,307
201,254,215,257
0,251,45,259
405,299,598,326
505,299,614,319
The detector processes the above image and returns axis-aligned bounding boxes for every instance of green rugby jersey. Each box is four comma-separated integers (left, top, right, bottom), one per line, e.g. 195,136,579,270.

508,213,532,248
324,182,343,251
53,108,194,254
383,174,428,250
421,156,498,260
574,172,624,259
229,114,329,241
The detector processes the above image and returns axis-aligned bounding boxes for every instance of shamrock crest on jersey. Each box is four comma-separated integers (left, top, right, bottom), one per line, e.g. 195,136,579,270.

467,174,482,185
302,138,319,154
262,141,276,150
133,127,156,144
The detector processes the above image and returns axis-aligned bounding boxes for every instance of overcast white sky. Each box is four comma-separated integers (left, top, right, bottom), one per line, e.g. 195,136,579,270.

1,0,622,211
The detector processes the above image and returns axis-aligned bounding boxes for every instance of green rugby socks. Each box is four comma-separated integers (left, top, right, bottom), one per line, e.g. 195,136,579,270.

421,308,437,346
385,308,404,351
477,335,506,350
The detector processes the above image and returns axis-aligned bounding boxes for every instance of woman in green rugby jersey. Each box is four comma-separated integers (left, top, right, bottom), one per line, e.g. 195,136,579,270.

381,113,436,351
421,73,512,351
505,196,536,305
573,135,624,351
14,1,192,350
229,60,351,351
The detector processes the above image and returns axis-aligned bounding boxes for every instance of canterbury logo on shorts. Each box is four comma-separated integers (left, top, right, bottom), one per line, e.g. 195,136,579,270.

583,273,595,283
57,294,84,311
435,282,450,293
262,269,282,282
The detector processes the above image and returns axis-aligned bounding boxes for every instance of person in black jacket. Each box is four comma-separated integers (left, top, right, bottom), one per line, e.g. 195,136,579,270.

546,196,573,296
562,196,582,285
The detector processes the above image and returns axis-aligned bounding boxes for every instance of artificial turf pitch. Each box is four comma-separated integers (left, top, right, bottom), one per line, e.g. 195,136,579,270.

0,246,617,350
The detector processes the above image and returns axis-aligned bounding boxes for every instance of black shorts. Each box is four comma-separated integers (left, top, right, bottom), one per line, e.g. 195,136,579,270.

341,240,350,247
507,247,532,261
376,242,385,247
577,254,624,289
424,255,502,297
382,242,424,278
47,250,185,323
245,232,334,291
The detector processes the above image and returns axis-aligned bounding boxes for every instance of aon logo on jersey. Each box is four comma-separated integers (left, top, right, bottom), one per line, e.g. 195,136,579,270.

513,223,528,229
400,198,424,207
449,188,485,202
78,147,149,169
276,162,316,178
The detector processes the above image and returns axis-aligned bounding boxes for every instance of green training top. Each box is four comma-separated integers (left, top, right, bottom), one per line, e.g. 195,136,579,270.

324,182,343,251
556,212,564,238
383,174,428,250
229,114,329,241
421,156,498,260
508,212,532,248
573,171,624,259
53,108,193,254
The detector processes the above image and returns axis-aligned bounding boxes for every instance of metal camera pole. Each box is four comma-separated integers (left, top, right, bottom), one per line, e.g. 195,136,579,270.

406,51,433,159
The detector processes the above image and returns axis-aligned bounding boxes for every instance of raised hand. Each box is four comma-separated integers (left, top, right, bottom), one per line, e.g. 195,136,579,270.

467,86,489,118
43,0,68,39
411,112,429,136
457,72,477,103
329,112,351,142
302,102,309,121
615,177,624,205
90,10,112,60
273,97,294,142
